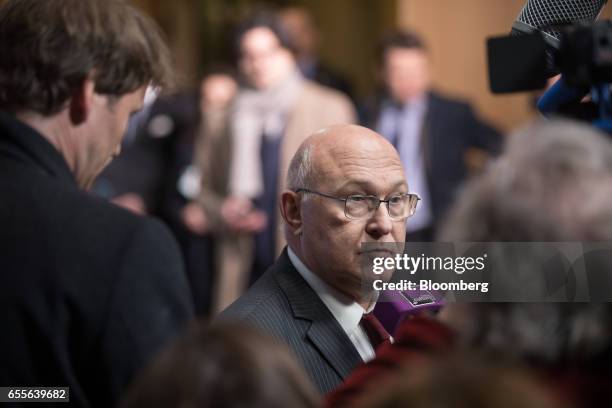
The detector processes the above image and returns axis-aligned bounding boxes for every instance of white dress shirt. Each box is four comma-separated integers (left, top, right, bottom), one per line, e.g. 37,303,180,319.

287,247,376,362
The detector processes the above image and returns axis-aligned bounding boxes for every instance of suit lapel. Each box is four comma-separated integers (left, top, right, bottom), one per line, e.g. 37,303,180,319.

273,250,364,379
304,316,364,379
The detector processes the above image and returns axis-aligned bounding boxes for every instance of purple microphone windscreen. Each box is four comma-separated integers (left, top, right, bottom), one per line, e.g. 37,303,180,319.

512,0,607,47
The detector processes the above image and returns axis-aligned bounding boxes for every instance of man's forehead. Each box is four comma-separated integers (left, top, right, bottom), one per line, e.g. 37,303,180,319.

313,140,406,191
317,137,399,164
385,47,427,63
242,27,279,51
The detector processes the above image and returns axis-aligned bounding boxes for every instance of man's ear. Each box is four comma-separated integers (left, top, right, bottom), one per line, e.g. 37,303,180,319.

69,76,96,125
280,190,303,236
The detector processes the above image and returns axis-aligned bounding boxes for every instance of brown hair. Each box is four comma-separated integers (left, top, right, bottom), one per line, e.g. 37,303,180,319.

0,0,173,115
233,11,297,62
353,353,568,408
378,29,427,62
120,321,320,408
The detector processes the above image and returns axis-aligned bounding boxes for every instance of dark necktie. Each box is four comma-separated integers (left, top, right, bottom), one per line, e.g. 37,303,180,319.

360,312,392,350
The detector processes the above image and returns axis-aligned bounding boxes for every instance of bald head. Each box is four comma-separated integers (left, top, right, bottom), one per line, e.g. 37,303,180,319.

281,124,408,305
287,124,402,192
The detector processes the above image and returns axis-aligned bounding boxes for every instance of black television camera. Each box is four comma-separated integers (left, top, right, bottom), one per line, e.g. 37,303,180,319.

487,0,612,130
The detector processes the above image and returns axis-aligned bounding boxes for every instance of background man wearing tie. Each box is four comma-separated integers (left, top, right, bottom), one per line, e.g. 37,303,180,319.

361,30,501,241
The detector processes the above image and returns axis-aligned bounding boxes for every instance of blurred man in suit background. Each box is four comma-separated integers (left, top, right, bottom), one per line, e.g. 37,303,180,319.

198,13,356,313
361,30,502,241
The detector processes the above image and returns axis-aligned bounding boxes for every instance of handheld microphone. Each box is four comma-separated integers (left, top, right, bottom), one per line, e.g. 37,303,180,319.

512,0,607,46
374,290,444,335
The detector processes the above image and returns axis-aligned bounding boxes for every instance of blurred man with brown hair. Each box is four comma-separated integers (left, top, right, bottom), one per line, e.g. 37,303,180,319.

198,13,356,313
0,1,193,406
361,30,501,241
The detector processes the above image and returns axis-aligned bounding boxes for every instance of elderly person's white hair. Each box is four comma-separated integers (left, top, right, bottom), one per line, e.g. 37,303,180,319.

439,118,612,368
442,119,612,242
286,141,315,191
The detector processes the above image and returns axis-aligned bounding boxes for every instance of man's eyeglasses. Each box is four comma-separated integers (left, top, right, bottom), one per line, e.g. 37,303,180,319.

295,188,420,221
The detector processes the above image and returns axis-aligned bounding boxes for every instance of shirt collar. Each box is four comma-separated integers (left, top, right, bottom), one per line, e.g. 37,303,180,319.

383,94,428,113
402,94,428,113
288,247,376,334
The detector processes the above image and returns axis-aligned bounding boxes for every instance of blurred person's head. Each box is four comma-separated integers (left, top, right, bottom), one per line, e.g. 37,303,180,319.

199,66,238,112
380,30,431,104
0,0,172,189
279,7,318,61
438,119,612,366
281,125,413,307
236,13,296,90
120,322,319,408
442,119,612,242
353,353,568,408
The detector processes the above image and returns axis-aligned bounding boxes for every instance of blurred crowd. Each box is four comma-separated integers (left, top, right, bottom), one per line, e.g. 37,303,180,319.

120,118,612,408
6,2,612,408
94,7,500,316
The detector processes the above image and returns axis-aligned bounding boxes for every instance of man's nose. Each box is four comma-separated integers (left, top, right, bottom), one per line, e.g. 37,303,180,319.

365,204,394,239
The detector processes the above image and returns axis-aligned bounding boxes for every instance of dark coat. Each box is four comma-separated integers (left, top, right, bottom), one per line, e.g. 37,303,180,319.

218,249,364,394
0,112,194,408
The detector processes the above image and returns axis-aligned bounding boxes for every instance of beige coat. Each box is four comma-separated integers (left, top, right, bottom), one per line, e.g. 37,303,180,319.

196,80,356,314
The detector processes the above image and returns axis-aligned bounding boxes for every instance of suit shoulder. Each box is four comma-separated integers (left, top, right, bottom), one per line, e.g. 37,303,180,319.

429,91,473,113
218,271,293,330
73,189,157,234
302,80,354,111
32,179,177,259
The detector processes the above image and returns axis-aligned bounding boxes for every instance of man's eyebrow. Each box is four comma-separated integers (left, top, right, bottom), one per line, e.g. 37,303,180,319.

335,180,373,191
335,179,408,193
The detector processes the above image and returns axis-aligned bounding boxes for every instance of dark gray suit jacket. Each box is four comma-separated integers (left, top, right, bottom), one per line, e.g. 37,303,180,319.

218,249,364,394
